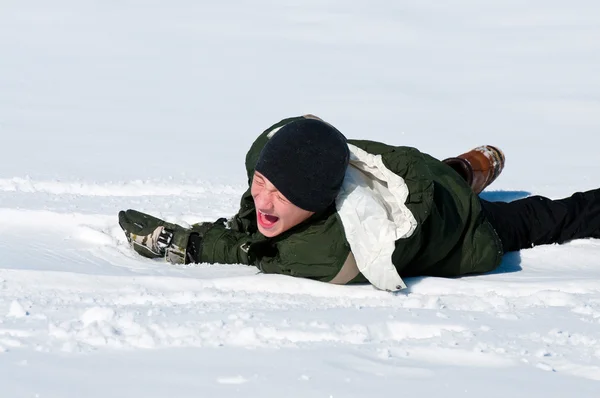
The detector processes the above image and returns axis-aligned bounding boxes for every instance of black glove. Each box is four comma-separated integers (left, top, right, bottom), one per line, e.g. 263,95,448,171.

118,209,191,264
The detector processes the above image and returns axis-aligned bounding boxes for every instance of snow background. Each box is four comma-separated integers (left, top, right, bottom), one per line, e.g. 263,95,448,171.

1,0,599,396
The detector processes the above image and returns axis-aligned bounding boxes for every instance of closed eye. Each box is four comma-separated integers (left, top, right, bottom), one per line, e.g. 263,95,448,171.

276,193,289,203
253,175,265,186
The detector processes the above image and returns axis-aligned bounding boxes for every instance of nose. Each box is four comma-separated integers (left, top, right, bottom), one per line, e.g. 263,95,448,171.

253,190,274,211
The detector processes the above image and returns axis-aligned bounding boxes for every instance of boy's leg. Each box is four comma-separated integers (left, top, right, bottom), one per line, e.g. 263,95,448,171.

480,189,600,253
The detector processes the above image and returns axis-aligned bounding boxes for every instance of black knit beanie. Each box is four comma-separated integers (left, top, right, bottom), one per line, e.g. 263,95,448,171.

255,118,350,212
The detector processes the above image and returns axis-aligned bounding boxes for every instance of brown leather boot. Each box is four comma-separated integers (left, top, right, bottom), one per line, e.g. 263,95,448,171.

442,145,505,194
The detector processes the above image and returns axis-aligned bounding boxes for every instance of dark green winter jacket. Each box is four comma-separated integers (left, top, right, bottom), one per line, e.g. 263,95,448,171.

196,116,503,291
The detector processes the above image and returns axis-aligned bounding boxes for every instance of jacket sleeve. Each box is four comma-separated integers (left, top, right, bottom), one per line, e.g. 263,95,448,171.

197,224,259,265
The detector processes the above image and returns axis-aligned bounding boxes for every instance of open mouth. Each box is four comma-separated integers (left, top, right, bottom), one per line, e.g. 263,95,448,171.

257,210,279,229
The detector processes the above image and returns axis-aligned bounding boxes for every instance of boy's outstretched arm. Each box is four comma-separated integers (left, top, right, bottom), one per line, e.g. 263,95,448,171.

118,209,261,266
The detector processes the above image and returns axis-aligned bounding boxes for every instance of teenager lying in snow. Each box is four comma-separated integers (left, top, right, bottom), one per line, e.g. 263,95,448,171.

118,115,600,291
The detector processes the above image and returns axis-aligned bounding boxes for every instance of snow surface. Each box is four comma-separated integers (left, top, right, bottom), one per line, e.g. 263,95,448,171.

1,0,600,397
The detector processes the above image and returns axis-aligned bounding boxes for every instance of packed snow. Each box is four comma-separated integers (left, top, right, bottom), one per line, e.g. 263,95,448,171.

1,1,599,397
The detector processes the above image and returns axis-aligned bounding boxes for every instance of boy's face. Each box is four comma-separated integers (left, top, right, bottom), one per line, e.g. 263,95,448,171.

251,171,315,237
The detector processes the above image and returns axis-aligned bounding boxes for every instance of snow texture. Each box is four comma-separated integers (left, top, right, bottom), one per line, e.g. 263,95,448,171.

1,1,599,397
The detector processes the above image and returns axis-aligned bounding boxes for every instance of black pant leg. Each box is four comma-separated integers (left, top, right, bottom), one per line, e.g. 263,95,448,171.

480,188,600,253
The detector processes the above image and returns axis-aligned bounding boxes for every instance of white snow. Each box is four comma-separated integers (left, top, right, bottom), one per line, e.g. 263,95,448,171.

7,301,28,319
1,0,600,397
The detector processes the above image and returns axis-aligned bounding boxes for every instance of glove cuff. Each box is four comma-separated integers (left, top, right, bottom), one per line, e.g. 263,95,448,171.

163,224,192,265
